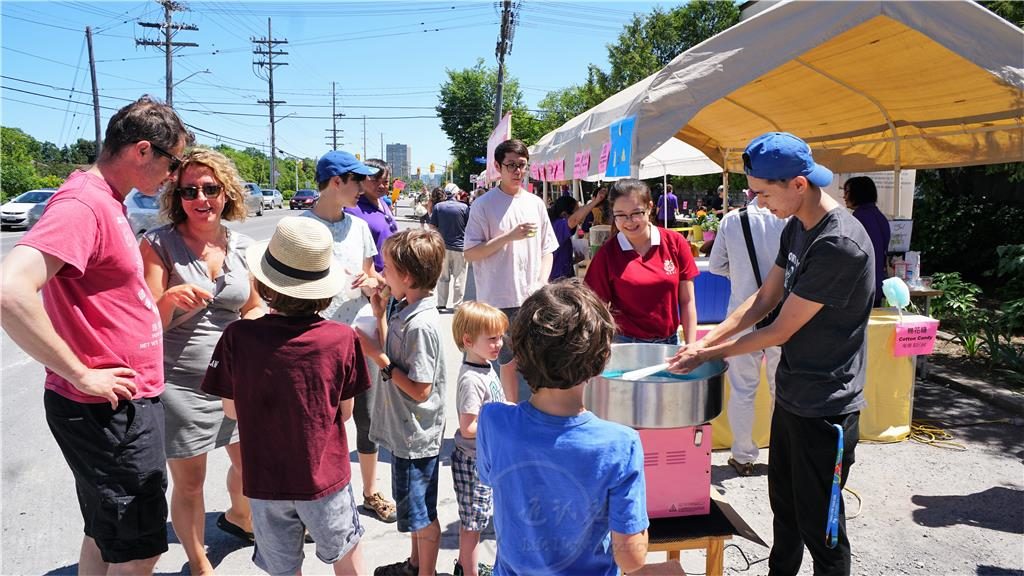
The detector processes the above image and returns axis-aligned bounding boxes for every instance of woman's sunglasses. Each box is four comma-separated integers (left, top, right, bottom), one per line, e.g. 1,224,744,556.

176,184,224,200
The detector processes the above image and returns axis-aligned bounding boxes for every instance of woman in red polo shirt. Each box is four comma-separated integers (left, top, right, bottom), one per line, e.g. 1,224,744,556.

584,178,698,344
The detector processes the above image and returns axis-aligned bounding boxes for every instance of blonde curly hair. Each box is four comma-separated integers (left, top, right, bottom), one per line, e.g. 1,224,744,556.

161,147,247,224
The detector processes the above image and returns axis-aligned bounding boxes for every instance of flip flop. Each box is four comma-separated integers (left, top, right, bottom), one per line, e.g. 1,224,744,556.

728,457,756,477
216,512,255,542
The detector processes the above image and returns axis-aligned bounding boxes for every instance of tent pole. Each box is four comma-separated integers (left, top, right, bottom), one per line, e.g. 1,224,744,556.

663,165,669,228
721,148,731,211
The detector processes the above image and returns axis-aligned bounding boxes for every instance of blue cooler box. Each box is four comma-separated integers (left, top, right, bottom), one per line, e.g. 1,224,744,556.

694,258,730,324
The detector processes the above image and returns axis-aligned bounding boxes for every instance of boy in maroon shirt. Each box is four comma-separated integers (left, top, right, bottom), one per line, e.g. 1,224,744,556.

203,217,370,575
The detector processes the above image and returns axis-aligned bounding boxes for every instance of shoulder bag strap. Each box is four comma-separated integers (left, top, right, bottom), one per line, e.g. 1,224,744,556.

740,207,764,288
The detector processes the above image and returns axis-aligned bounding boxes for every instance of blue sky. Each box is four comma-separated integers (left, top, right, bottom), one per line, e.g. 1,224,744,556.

2,0,665,172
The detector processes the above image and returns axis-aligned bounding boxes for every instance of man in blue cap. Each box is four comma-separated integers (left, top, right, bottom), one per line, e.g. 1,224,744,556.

668,132,873,576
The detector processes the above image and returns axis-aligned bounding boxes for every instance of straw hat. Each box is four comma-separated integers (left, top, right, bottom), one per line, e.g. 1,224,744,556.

246,216,345,300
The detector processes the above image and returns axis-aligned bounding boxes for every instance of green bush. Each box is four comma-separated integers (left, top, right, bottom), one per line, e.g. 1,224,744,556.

282,190,296,201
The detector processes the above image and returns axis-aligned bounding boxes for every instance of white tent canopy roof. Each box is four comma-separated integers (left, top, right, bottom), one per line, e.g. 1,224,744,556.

530,0,1024,177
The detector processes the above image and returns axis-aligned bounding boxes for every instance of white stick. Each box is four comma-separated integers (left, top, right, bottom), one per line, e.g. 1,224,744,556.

620,362,670,381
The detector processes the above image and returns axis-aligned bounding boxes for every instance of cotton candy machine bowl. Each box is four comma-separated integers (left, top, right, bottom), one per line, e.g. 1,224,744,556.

586,343,726,429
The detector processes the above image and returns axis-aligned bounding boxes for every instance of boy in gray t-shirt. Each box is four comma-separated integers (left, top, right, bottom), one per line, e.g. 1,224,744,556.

450,301,509,576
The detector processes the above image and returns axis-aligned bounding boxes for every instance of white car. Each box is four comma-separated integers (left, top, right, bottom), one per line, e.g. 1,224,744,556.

125,189,167,238
261,188,284,209
1,189,56,229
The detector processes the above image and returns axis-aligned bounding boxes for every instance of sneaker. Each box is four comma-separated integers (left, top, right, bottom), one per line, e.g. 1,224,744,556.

454,561,493,576
363,491,398,523
375,560,417,576
728,457,756,477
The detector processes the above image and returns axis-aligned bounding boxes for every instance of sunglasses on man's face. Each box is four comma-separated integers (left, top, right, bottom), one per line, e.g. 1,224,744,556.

147,142,183,173
176,184,224,200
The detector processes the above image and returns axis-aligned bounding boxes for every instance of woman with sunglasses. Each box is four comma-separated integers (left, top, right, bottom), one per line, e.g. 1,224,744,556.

139,147,264,576
584,178,699,345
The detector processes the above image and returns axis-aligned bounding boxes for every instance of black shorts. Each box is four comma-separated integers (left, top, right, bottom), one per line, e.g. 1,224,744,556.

44,390,169,564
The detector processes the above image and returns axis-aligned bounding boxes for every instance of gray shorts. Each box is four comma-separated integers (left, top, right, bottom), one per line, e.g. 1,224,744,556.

250,484,364,575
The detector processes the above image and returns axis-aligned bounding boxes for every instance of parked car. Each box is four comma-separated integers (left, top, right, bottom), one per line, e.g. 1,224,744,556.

243,182,264,217
290,188,319,210
25,193,57,230
125,189,167,238
1,189,56,230
261,188,284,210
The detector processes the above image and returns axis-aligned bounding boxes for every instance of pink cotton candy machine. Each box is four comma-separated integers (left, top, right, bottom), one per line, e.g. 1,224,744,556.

587,344,726,518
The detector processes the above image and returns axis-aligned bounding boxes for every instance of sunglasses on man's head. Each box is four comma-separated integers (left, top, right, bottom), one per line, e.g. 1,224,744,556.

176,184,224,200
742,152,753,175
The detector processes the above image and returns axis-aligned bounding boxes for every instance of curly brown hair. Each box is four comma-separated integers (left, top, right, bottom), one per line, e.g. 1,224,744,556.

510,279,616,392
161,147,247,225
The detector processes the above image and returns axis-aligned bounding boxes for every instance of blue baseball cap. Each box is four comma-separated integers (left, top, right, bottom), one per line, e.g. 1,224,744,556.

316,150,378,182
742,132,833,187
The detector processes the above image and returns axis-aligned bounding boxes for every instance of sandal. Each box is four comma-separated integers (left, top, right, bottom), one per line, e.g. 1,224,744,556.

216,512,255,542
363,491,398,523
728,457,756,477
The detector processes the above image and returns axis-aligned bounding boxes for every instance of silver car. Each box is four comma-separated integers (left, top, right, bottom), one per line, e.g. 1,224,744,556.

125,189,167,238
243,183,264,217
1,189,56,229
261,188,284,209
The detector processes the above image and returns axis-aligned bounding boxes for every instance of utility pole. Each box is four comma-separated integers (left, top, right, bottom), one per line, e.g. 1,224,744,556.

325,82,345,148
362,116,367,160
136,0,198,106
493,0,518,126
85,27,101,155
380,133,384,159
253,18,287,188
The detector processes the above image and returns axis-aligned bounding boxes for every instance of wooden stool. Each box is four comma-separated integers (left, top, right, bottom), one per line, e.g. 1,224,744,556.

647,533,730,576
644,488,764,576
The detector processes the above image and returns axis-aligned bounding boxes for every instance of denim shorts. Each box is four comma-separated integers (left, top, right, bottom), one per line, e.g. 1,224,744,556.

498,307,520,365
44,390,168,564
250,484,364,576
392,455,440,533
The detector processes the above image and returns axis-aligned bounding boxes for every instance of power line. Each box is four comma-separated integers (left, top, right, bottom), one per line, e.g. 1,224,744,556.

135,0,199,106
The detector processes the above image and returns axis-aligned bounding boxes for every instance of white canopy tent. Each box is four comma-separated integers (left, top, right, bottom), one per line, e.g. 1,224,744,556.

529,0,1024,217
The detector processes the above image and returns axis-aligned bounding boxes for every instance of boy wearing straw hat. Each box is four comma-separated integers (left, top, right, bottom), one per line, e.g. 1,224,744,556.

202,216,370,575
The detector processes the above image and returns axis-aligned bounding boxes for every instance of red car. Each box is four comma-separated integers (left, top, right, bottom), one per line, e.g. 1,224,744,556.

290,189,319,210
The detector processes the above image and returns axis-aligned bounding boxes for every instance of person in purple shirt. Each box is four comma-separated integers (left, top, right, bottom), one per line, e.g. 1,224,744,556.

345,158,399,273
655,183,679,228
843,176,891,306
547,188,607,281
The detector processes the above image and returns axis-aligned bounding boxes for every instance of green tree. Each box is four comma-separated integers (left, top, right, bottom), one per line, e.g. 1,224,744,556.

1,127,41,201
436,58,531,190
592,1,740,96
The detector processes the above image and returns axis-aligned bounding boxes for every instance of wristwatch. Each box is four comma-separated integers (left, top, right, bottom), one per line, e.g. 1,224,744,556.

381,362,395,381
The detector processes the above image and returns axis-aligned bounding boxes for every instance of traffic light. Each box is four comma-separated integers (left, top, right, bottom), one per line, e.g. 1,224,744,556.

417,167,421,177
430,163,435,173
355,153,361,160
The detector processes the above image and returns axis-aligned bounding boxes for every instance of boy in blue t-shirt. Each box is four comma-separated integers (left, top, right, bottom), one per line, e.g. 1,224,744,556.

477,280,658,576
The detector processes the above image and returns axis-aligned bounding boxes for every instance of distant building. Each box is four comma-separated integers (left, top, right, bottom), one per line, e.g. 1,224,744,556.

386,143,411,180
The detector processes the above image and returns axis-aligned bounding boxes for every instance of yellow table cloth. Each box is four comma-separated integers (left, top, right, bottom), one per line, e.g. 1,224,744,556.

710,309,916,448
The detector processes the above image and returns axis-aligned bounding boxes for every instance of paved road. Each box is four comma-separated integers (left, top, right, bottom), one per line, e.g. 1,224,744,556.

3,200,1023,575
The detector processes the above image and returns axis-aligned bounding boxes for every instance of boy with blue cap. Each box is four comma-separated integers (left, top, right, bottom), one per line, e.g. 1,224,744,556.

668,132,873,576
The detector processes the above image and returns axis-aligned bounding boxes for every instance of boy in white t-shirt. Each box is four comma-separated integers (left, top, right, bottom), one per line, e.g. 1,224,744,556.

449,301,509,576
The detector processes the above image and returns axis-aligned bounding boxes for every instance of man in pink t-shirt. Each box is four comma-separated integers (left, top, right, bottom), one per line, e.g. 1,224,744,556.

0,96,190,574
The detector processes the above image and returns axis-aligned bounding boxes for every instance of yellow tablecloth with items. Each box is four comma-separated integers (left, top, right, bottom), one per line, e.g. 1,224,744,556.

710,309,916,448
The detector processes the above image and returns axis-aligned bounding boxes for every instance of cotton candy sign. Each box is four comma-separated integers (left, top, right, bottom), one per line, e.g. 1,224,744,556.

893,316,939,357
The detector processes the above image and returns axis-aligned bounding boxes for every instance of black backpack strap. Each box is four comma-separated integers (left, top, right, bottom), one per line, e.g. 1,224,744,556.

740,208,763,288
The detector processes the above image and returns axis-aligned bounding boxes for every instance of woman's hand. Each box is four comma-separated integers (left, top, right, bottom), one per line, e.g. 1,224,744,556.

161,284,213,312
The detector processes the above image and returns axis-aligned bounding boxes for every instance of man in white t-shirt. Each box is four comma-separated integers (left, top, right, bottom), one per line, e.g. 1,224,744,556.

709,192,789,476
464,139,558,400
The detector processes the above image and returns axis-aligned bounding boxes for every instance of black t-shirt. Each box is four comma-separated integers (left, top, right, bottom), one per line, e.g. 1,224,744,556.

773,207,874,417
